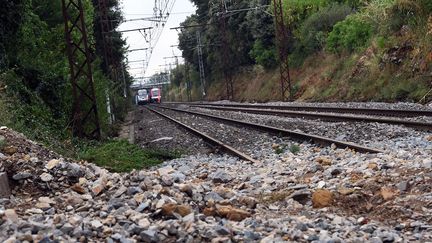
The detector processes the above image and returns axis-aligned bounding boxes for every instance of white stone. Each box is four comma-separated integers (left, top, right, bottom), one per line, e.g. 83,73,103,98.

155,199,165,209
35,202,51,210
79,177,87,185
25,208,44,214
69,215,83,226
46,159,60,170
138,218,151,229
40,173,53,182
4,209,18,222
150,137,173,143
91,219,103,228
332,216,343,225
39,196,55,204
157,166,174,176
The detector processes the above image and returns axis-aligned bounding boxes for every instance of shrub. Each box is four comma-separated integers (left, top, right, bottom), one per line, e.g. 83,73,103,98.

250,40,277,69
296,3,353,55
386,0,432,31
281,0,328,28
327,15,373,53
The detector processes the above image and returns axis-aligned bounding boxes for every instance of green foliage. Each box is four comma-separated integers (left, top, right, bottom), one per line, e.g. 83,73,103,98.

289,144,300,154
79,140,180,172
250,40,277,69
281,0,328,28
179,0,258,86
376,36,387,49
383,0,432,32
274,146,284,154
337,0,364,9
327,15,373,53
0,0,25,70
170,64,185,87
0,70,69,144
0,0,130,152
0,138,5,150
296,3,353,55
273,143,300,155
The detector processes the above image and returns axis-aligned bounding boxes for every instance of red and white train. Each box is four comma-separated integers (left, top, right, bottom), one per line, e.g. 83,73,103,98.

135,87,162,105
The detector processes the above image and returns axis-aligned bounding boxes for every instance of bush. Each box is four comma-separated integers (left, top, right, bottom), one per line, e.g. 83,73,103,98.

386,0,432,31
250,40,277,69
327,15,373,53
296,3,353,55
281,0,328,28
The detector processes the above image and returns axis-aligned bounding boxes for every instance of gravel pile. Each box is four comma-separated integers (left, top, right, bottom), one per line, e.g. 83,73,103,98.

1,101,432,242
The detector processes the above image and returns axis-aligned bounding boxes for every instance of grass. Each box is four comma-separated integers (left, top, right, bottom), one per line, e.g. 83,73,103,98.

273,144,301,155
79,140,180,173
0,136,6,149
289,144,301,154
274,146,284,154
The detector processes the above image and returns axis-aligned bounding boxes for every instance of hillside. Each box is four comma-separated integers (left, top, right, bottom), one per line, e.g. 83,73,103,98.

167,0,432,104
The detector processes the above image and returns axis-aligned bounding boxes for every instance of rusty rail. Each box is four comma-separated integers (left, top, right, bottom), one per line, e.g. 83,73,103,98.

192,105,432,131
146,106,260,163
155,105,384,154
165,102,432,117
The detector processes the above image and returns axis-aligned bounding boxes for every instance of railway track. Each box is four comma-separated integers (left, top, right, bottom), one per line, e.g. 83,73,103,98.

150,105,384,154
189,104,432,131
167,102,432,117
146,106,260,163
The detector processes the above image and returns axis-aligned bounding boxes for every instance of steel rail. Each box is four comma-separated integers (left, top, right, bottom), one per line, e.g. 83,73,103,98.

192,105,432,131
146,106,260,163
155,105,384,154
165,102,432,117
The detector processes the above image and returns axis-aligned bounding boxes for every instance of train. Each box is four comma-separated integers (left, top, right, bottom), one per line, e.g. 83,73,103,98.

135,87,161,105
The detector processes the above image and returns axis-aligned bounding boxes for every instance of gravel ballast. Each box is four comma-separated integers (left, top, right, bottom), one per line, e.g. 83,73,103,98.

1,100,431,242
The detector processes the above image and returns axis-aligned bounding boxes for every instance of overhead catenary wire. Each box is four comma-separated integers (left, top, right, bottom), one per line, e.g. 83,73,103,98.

121,0,178,78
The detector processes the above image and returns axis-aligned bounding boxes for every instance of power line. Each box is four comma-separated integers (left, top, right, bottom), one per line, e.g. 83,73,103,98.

117,27,153,33
127,48,149,52
128,59,146,63
124,11,193,16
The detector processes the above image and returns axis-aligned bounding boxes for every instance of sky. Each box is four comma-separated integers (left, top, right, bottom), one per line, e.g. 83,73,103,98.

118,0,196,79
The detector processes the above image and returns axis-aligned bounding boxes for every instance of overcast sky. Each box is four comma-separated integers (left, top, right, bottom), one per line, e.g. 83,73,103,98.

119,0,196,78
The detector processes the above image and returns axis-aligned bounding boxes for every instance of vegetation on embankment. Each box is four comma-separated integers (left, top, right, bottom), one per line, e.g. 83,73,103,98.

0,0,175,171
167,0,432,103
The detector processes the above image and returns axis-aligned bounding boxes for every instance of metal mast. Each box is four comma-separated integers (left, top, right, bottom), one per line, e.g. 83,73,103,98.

97,0,118,123
273,0,292,101
196,31,207,99
220,0,234,101
184,61,192,102
61,0,101,139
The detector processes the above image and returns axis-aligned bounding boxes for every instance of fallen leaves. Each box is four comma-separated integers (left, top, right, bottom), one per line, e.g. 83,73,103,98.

312,189,333,208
